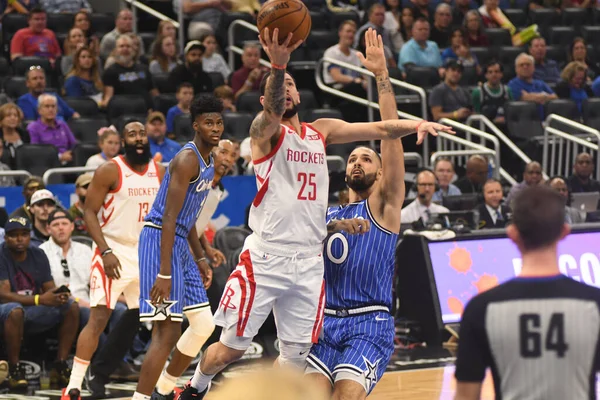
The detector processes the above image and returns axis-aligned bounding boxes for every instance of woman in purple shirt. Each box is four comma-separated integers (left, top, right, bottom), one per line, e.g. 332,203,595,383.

27,94,77,164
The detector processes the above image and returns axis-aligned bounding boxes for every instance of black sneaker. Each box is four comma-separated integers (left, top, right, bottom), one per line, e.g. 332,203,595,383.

151,388,175,400
83,366,106,399
176,382,211,400
50,360,71,387
8,363,27,389
61,387,82,400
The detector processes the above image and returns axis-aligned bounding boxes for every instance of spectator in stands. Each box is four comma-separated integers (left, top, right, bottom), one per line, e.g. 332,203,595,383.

61,28,100,76
355,4,394,53
401,169,449,224
476,178,510,229
73,11,99,56
201,33,231,83
441,28,466,63
101,35,157,109
455,155,489,194
478,0,502,28
67,173,92,237
27,94,77,164
214,85,236,113
383,0,405,52
472,61,513,124
563,0,590,7
508,53,557,119
104,32,142,69
85,126,119,168
463,10,488,47
10,7,61,64
410,0,433,23
0,103,29,170
398,17,443,74
40,0,90,13
569,37,599,81
453,0,476,25
230,42,267,100
506,161,543,206
529,37,561,84
63,46,103,101
18,68,80,122
555,62,593,113
0,142,15,187
169,41,214,98
400,7,414,42
166,83,194,134
149,35,180,76
157,20,177,42
28,189,57,246
99,10,144,60
430,3,452,49
324,21,366,89
567,152,600,193
0,217,79,389
430,60,472,122
175,0,229,39
9,176,44,220
529,0,562,11
547,176,586,224
433,158,462,200
146,111,181,163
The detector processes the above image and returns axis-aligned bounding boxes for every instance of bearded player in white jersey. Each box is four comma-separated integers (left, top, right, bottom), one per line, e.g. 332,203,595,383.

178,28,452,399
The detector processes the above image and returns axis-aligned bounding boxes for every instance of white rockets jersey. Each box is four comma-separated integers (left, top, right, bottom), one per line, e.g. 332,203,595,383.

99,155,161,246
195,184,224,235
249,123,329,249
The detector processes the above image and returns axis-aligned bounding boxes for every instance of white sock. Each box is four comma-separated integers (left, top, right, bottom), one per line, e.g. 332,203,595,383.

65,357,89,392
132,392,151,400
190,363,215,392
156,370,178,395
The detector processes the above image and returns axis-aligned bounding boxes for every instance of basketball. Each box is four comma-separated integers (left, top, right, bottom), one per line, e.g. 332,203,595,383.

256,0,311,46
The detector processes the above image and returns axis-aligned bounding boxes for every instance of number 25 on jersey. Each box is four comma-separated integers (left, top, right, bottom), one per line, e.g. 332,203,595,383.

297,172,316,201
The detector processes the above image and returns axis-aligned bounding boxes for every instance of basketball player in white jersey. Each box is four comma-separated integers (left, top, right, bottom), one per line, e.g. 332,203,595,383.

62,121,164,400
179,28,452,399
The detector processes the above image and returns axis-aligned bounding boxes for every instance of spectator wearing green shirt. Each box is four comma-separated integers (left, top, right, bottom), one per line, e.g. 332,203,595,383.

471,61,513,124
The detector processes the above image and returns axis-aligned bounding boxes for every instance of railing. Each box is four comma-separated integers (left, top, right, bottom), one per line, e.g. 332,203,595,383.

124,0,183,51
43,166,97,185
542,114,600,180
227,20,270,71
0,170,32,180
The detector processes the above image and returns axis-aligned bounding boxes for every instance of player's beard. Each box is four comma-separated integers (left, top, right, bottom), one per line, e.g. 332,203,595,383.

124,142,152,165
78,195,86,204
346,171,377,192
283,103,298,119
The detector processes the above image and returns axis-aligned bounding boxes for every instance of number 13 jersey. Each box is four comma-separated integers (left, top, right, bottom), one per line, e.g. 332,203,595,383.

249,123,329,251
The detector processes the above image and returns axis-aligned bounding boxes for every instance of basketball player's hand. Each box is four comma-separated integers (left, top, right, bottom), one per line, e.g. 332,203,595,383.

197,260,213,289
102,252,122,280
336,218,371,235
150,276,171,305
416,122,455,145
259,28,303,67
357,28,386,76
206,247,226,267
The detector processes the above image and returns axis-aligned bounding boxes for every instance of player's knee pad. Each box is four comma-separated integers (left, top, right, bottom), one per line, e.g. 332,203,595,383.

176,308,215,358
277,340,312,368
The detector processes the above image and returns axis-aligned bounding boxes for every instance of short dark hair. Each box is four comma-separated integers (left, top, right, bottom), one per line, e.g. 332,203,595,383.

29,6,46,17
259,70,296,96
414,17,429,25
177,82,193,93
353,146,382,165
512,185,565,251
191,94,223,122
484,60,503,74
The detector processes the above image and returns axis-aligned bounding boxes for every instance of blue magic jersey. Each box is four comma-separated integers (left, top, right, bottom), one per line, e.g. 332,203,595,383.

145,142,214,238
323,200,399,310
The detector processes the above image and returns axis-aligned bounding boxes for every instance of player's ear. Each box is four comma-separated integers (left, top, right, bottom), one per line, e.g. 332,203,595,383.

259,96,265,106
192,121,199,132
559,223,571,240
506,224,522,249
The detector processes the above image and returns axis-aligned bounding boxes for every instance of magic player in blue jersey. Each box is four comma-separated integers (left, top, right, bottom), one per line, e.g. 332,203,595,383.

133,94,224,400
307,29,444,399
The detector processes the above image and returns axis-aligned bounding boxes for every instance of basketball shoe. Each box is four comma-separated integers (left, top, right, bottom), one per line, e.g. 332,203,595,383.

175,381,211,399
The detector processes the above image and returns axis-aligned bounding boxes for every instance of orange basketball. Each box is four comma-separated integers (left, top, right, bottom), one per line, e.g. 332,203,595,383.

256,0,311,46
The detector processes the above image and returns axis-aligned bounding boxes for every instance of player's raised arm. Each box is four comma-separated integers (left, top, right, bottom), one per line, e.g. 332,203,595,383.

250,28,302,154
83,162,122,279
150,150,200,304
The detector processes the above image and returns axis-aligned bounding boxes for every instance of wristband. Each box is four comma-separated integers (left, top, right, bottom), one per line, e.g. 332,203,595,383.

75,297,80,303
415,120,426,132
271,63,286,70
34,294,39,305
101,248,113,257
195,257,207,264
157,273,172,279
453,111,458,119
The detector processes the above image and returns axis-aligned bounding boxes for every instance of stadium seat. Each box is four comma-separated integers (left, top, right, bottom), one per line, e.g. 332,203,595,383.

72,143,100,166
213,227,251,259
208,72,225,88
562,8,589,27
545,45,566,66
306,30,338,50
1,13,27,52
236,91,262,114
173,113,194,141
218,12,255,45
107,95,148,122
529,9,561,34
327,155,345,174
139,32,155,54
64,97,99,117
504,9,528,28
545,99,582,135
470,47,493,68
303,108,343,121
329,11,360,29
225,247,243,274
0,56,10,87
4,76,27,99
153,94,178,116
298,89,318,111
582,98,600,131
12,56,53,77
582,26,600,46
72,235,94,248
15,144,60,180
90,13,115,35
47,13,74,33
405,67,440,89
69,117,109,143
483,28,512,47
505,101,544,140
153,73,172,94
548,26,576,47
310,11,328,30
459,66,480,87
223,112,253,140
498,46,525,67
